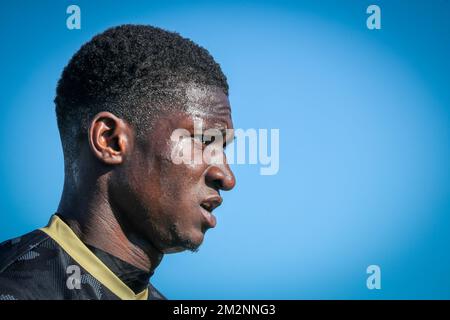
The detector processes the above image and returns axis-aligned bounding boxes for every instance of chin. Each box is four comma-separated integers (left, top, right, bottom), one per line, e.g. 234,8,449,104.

162,246,186,254
161,226,205,253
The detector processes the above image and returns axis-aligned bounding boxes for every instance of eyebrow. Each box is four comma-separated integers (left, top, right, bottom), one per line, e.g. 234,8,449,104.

210,101,231,115
203,119,229,131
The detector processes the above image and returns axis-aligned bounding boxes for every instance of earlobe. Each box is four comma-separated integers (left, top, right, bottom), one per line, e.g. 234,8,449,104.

88,112,130,165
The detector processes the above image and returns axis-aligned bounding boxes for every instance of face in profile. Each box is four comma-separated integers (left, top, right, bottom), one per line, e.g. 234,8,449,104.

111,85,236,253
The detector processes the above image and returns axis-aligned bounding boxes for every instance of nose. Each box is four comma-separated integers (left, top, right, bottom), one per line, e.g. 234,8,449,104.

205,164,236,191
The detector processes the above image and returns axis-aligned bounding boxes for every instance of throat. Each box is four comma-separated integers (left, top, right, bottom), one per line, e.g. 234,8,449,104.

56,212,162,273
86,244,152,294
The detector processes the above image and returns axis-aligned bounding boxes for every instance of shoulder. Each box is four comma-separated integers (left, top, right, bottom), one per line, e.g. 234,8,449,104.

0,230,59,299
0,229,50,273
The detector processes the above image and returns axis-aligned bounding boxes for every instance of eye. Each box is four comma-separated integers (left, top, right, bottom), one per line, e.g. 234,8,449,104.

203,135,216,146
191,134,214,147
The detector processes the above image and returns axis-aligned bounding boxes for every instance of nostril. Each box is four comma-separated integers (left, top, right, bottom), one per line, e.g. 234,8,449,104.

205,166,236,191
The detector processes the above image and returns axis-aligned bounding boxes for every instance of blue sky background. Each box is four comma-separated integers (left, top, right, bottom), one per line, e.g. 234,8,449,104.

1,0,450,299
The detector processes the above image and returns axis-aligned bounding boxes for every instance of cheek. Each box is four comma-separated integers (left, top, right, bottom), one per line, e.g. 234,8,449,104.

156,163,206,218
165,137,209,176
203,144,226,165
158,163,202,202
169,137,204,168
130,140,207,215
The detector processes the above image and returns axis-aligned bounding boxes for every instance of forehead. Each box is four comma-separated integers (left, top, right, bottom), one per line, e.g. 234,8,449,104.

183,84,232,129
144,84,233,144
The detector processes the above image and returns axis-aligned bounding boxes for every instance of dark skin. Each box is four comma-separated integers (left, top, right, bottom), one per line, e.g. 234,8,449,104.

57,85,236,273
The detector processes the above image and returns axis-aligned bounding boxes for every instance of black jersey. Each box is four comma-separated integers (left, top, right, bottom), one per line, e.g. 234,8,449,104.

0,215,166,300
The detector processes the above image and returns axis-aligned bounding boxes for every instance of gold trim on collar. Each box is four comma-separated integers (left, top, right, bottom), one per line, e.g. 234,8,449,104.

40,215,148,300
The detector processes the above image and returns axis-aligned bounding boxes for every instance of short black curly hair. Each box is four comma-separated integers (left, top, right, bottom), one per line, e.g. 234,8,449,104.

55,24,228,164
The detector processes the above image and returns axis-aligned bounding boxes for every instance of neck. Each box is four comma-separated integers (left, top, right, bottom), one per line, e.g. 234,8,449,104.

57,177,163,273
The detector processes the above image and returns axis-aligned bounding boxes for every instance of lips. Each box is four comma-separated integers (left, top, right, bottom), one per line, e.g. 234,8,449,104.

200,196,222,228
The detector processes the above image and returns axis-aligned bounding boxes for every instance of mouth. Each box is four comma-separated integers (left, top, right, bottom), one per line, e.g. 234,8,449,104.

199,196,223,229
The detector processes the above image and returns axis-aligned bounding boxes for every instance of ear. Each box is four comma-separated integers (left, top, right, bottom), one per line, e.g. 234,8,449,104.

88,112,131,165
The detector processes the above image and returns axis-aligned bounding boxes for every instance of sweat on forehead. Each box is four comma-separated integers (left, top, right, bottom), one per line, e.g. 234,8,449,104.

183,83,231,118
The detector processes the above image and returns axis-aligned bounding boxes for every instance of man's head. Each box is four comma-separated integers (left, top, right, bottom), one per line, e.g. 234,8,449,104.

55,25,236,254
